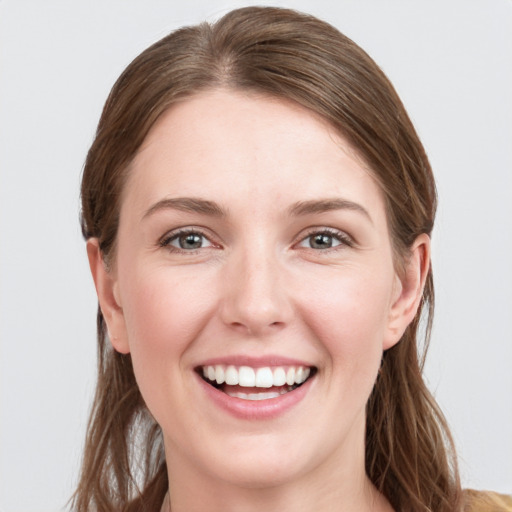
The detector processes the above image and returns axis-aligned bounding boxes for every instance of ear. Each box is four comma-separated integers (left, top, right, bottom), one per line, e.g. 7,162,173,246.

383,233,431,350
86,239,130,354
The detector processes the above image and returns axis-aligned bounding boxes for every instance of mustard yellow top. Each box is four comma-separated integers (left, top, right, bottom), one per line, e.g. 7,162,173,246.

464,489,512,512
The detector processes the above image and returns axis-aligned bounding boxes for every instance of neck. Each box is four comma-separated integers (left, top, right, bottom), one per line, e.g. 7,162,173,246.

162,429,393,512
162,481,390,512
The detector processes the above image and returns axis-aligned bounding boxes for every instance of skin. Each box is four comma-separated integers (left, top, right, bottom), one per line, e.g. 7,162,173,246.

88,89,430,512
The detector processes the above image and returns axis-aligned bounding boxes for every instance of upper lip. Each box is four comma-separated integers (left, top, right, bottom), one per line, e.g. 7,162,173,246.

196,355,316,369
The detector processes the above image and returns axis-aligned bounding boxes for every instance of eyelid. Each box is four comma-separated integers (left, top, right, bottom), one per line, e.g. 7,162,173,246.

159,226,221,252
158,225,354,253
294,226,355,250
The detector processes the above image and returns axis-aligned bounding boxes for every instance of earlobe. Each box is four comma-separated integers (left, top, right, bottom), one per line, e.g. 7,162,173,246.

86,239,130,354
383,234,431,350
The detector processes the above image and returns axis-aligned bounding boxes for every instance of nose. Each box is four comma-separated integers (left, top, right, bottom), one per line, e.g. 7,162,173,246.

219,246,292,336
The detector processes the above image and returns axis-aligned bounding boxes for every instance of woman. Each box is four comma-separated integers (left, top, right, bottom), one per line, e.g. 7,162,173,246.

72,6,511,512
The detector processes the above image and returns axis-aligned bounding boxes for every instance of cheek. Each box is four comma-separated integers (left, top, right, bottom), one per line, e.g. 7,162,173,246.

287,265,395,450
298,266,393,375
117,265,217,412
120,263,217,346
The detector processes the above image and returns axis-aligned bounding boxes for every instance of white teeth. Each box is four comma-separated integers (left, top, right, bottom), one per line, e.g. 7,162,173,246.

215,365,225,384
225,365,239,385
225,388,290,400
273,367,286,386
255,367,274,388
202,364,312,388
239,366,256,387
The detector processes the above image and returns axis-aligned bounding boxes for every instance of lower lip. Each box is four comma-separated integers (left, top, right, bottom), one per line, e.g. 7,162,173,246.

196,372,314,420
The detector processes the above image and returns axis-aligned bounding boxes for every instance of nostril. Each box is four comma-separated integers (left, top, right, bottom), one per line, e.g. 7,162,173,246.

227,320,284,336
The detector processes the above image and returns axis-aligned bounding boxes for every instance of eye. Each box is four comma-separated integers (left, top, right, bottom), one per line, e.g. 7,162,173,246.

297,229,352,250
161,230,214,251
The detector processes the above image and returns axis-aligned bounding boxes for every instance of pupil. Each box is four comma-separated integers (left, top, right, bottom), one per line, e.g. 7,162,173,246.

180,233,202,249
311,234,332,249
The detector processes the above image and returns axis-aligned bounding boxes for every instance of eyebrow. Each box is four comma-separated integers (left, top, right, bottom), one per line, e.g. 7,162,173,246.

142,196,372,223
288,198,372,223
142,197,226,219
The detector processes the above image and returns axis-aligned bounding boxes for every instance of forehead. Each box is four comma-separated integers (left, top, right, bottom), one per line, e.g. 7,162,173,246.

122,89,385,222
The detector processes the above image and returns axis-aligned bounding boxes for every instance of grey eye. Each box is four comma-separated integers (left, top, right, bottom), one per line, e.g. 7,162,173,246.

310,233,334,249
170,232,212,250
300,233,342,250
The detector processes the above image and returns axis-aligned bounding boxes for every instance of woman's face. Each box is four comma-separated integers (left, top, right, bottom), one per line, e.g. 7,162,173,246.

92,89,425,490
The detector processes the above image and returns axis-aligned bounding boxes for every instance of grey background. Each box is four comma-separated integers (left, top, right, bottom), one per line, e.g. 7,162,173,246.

1,1,511,510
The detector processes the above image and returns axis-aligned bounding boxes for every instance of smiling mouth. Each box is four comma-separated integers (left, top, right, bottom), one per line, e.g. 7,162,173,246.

198,364,316,401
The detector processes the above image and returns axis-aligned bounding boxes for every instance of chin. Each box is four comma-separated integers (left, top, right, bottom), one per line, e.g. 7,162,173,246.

199,433,321,490
215,458,305,490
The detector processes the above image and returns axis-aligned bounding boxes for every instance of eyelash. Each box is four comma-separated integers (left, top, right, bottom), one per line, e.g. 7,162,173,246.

159,228,216,253
296,227,354,251
159,226,354,255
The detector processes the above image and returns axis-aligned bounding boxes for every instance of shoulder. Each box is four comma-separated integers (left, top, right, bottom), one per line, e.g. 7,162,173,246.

463,489,512,512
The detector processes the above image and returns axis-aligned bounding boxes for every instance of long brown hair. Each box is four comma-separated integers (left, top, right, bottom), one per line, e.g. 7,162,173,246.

74,6,462,511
